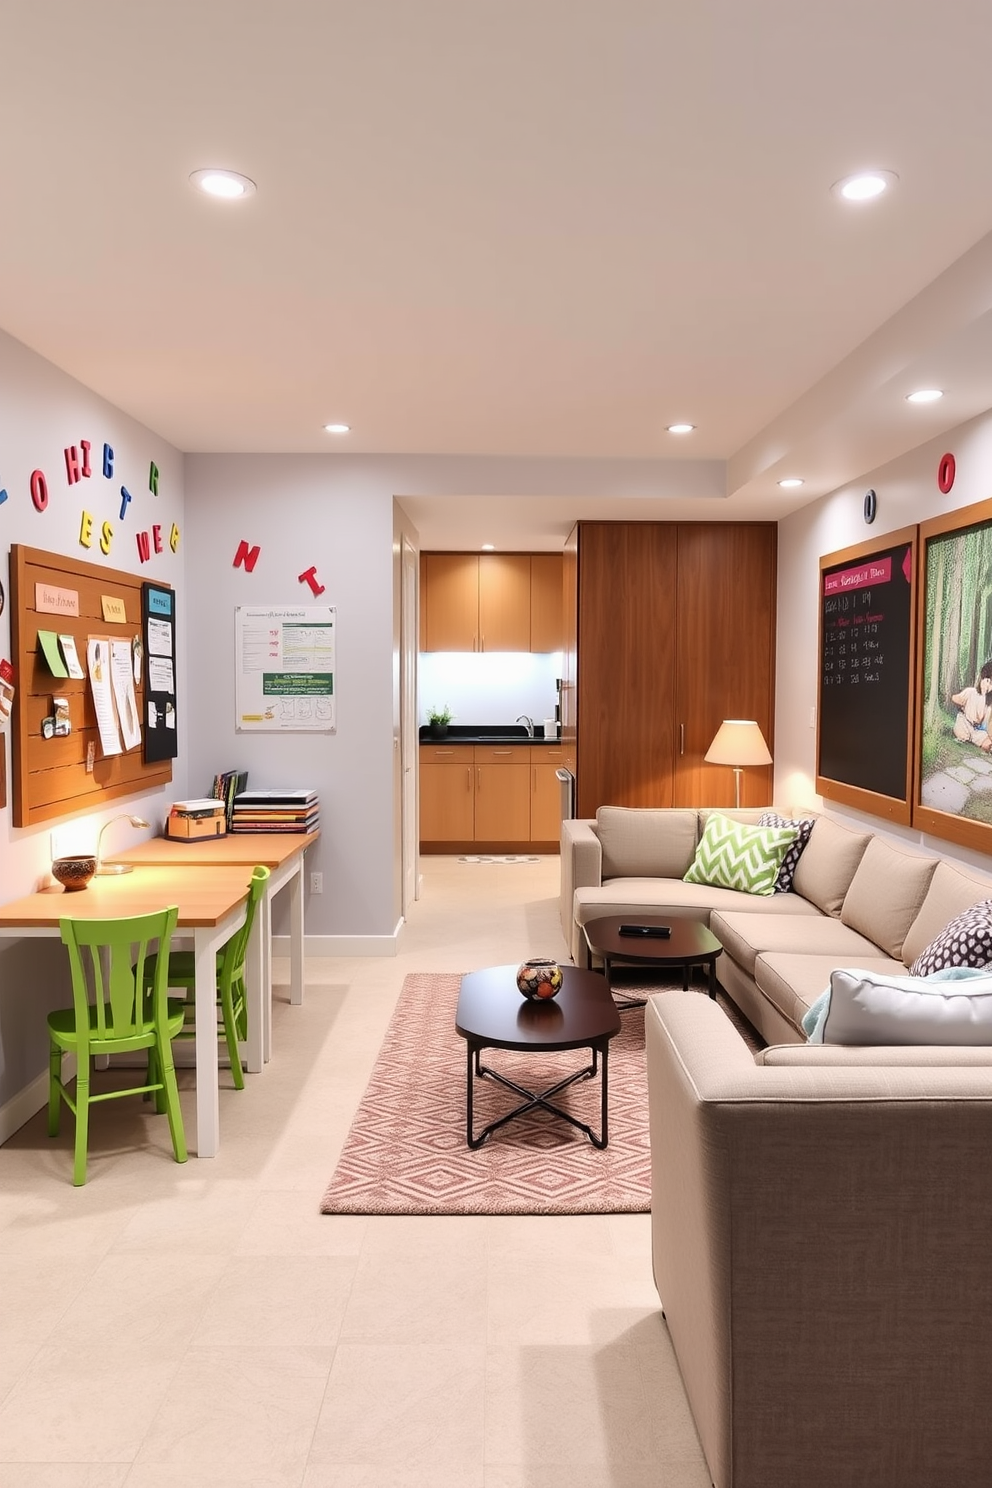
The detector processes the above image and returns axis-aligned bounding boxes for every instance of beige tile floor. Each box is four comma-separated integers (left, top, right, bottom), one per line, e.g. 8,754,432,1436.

0,856,711,1488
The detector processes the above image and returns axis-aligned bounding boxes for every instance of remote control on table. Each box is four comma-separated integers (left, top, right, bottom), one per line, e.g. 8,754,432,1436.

618,923,671,938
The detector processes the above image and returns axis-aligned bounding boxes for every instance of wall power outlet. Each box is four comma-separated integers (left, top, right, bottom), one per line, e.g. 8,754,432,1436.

310,872,323,894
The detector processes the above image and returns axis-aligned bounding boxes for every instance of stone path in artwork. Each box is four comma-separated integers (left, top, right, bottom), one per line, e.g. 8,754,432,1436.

921,751,992,813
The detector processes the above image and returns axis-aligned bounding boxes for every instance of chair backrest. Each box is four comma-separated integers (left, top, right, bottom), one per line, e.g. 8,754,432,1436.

218,865,270,987
60,906,179,1049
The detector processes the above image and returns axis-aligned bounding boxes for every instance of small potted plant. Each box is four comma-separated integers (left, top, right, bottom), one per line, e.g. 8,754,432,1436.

427,704,453,740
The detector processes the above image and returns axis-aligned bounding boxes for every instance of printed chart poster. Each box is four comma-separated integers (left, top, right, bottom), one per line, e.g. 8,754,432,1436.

235,606,336,732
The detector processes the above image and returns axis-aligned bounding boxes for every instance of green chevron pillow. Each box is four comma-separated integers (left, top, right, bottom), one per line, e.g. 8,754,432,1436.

684,812,799,896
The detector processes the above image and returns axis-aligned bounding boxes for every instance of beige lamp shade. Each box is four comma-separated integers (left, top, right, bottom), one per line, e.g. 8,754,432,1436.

704,720,772,767
704,720,772,808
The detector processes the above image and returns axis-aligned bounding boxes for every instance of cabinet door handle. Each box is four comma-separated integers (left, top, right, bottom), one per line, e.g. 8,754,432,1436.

435,749,454,756
680,723,685,756
477,767,481,790
480,633,485,652
467,768,472,791
492,748,511,755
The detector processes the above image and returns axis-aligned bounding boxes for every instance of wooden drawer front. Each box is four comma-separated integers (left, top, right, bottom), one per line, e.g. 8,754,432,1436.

474,745,529,765
535,747,564,765
420,744,471,763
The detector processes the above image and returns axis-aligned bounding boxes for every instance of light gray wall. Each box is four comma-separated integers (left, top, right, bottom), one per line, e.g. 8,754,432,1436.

0,327,185,1117
776,405,992,870
183,455,401,946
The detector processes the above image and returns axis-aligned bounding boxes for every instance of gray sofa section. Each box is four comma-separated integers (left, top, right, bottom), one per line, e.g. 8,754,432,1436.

561,805,992,1043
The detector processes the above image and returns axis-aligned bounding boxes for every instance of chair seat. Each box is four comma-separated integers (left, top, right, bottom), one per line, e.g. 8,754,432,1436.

48,1000,187,1051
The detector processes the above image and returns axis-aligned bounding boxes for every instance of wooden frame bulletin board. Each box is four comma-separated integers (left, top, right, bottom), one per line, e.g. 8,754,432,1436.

816,526,917,824
9,544,173,827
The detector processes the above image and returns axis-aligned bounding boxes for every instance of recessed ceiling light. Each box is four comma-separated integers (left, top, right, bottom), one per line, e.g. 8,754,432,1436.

323,423,351,434
778,478,804,489
831,170,898,202
481,543,495,551
666,423,695,434
189,168,256,199
906,389,943,404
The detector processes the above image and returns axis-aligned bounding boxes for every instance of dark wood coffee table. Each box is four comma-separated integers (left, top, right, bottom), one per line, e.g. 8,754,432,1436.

583,914,723,1009
455,964,621,1150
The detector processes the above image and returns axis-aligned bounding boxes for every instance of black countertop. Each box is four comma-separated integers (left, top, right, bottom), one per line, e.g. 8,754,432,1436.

419,725,560,745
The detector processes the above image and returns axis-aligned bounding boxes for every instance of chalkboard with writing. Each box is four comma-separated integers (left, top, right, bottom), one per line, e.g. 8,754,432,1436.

816,528,917,822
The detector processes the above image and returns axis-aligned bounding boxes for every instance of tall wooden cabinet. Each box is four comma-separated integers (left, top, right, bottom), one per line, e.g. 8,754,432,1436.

563,522,777,816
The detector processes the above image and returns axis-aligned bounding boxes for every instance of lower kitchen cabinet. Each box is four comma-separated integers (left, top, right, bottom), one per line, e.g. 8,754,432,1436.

531,747,564,841
419,749,474,842
419,744,563,851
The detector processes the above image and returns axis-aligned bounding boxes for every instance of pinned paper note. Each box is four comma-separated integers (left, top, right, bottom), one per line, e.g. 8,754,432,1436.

110,639,141,751
58,634,85,679
101,594,127,624
86,638,121,756
38,630,69,678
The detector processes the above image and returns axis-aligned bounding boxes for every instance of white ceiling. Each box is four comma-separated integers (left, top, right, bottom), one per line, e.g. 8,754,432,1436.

4,1,992,547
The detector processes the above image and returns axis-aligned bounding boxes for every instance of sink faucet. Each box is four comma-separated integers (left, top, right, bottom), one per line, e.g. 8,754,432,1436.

516,714,535,738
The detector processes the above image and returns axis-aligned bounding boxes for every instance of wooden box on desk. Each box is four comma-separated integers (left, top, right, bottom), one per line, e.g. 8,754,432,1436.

166,800,227,841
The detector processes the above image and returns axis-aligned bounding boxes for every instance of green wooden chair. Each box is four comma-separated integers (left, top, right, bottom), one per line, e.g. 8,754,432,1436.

143,865,270,1090
50,906,186,1186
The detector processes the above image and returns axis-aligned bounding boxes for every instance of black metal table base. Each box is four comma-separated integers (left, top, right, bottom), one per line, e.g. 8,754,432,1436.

604,957,719,1010
465,1039,611,1150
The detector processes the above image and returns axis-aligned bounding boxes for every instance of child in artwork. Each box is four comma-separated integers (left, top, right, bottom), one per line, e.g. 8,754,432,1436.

951,660,992,750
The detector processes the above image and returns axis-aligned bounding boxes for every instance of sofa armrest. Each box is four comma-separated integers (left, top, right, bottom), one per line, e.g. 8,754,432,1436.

645,992,992,1488
559,817,601,955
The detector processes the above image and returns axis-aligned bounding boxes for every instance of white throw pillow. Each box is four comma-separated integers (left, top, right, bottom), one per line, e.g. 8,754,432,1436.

806,966,992,1045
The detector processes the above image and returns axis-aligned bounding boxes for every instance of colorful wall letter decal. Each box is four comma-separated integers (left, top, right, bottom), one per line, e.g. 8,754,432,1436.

30,470,48,512
79,510,94,548
298,565,326,596
149,461,159,495
234,540,261,572
169,523,180,553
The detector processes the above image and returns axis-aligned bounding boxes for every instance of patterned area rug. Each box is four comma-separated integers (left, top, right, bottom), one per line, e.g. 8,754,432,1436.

320,970,761,1216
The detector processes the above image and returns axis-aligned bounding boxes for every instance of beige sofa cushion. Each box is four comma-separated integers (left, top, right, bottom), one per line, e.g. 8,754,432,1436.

839,838,937,958
595,807,698,880
758,1042,992,1066
574,878,823,928
754,950,903,1030
790,816,871,917
710,910,881,978
901,859,992,968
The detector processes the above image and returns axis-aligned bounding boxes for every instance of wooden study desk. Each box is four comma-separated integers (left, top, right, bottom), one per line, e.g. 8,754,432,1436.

107,832,318,1069
0,866,252,1158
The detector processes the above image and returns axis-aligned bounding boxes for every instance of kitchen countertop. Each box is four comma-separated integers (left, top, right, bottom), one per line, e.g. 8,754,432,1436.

419,726,561,745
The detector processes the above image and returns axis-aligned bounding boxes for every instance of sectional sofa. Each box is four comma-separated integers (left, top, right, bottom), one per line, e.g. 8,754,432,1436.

560,804,992,1044
560,805,992,1486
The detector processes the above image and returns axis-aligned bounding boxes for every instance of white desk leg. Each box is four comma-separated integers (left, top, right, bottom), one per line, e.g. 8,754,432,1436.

289,861,305,1006
193,928,220,1158
262,890,274,1062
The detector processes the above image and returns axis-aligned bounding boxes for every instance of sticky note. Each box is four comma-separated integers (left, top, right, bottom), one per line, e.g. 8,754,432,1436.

38,630,69,678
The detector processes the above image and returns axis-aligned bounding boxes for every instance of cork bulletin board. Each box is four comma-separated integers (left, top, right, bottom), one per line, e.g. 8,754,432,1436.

9,544,173,827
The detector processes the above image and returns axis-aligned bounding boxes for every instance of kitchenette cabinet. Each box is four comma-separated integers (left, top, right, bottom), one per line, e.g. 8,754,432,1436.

420,552,563,652
419,742,563,852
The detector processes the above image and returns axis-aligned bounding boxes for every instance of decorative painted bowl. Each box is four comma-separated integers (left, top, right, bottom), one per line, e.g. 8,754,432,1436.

51,855,97,891
516,957,563,1000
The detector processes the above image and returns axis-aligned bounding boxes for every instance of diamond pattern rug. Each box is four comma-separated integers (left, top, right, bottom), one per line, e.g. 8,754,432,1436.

320,970,760,1216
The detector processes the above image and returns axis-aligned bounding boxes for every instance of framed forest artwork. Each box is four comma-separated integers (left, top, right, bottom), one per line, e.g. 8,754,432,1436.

816,528,916,824
915,496,992,850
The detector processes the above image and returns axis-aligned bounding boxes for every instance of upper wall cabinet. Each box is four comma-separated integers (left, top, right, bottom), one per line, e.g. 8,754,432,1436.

420,552,563,652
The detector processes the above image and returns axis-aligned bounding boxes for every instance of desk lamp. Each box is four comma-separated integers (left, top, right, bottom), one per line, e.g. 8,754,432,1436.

704,721,772,809
95,814,150,875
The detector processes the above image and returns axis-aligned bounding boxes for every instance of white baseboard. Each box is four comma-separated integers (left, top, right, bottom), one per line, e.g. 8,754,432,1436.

0,1054,76,1145
272,925,403,958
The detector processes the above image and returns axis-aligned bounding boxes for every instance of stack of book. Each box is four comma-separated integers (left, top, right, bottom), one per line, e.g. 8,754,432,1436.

211,769,248,831
230,789,320,834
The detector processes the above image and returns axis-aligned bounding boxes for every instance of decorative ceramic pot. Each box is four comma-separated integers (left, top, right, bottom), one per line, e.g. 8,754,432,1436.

51,855,97,891
516,957,563,1000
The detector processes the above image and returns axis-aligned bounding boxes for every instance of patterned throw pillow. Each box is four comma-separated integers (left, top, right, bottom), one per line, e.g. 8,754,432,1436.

759,810,816,893
909,899,992,977
684,812,798,896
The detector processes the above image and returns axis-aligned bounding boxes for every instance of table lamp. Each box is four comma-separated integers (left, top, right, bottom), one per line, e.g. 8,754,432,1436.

95,814,150,875
704,720,772,808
